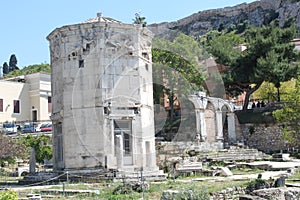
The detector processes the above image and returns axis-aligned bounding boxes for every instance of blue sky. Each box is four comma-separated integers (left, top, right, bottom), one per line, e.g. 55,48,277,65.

0,0,256,68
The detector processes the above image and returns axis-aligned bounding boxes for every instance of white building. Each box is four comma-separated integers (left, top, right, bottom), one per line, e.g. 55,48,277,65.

0,73,51,124
47,13,161,176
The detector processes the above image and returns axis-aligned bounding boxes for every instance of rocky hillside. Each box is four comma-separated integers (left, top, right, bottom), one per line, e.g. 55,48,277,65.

149,0,300,37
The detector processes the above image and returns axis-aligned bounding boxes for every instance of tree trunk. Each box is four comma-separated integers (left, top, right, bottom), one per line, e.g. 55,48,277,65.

242,91,252,111
242,82,263,111
169,92,174,122
277,87,280,102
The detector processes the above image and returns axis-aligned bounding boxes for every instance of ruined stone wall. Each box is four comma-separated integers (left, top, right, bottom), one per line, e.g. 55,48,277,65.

156,141,221,168
236,122,300,153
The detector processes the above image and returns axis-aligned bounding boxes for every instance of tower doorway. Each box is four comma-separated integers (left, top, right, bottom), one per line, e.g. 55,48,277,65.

114,120,133,165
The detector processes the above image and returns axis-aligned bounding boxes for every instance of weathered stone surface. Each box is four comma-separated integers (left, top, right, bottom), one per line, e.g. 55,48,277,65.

238,195,266,200
47,13,162,176
27,193,42,200
251,187,300,200
149,0,300,38
237,123,300,153
218,166,233,177
156,142,269,170
211,187,300,200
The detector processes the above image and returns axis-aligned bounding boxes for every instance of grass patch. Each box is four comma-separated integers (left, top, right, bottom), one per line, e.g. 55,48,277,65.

12,179,249,199
286,169,300,183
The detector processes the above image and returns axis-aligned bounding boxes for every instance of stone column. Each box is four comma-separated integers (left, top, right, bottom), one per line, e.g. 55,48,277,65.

195,109,201,134
216,110,224,141
29,147,36,174
115,135,123,169
199,110,206,141
227,112,236,144
188,94,208,142
145,141,156,168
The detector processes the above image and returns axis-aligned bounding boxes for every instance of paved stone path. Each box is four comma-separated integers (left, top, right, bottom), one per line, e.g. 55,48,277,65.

175,160,300,183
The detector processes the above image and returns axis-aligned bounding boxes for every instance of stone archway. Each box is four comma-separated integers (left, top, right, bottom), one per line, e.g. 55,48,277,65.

189,92,236,149
205,102,217,143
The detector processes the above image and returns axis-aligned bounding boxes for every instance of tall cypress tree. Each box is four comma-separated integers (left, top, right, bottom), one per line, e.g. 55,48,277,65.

8,54,19,71
2,62,9,75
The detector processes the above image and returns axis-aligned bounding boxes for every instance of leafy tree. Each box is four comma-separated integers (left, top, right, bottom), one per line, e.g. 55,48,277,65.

236,20,250,34
253,80,297,102
21,135,52,164
152,33,207,139
152,33,207,122
204,32,244,66
0,133,27,166
205,20,299,110
273,75,300,142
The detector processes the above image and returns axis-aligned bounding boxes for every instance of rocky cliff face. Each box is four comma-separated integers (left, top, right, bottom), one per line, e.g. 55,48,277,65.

149,0,300,37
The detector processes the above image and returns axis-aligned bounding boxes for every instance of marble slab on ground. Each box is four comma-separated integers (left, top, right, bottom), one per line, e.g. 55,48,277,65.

240,161,300,170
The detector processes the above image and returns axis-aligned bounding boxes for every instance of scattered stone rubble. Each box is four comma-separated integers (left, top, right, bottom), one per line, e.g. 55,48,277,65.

245,187,300,200
160,148,300,199
161,186,300,200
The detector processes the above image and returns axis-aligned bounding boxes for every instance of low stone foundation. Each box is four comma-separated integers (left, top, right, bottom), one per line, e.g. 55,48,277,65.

156,142,223,163
247,187,300,200
156,142,270,170
237,123,300,153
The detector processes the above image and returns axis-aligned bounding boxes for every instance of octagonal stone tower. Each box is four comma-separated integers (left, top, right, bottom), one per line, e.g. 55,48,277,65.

47,13,161,176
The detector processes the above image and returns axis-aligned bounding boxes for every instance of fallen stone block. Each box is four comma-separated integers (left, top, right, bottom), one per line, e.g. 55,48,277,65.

218,167,233,176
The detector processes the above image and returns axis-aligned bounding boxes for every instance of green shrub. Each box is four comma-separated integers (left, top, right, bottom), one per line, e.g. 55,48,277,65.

112,184,132,195
245,178,271,193
0,190,18,200
176,184,209,200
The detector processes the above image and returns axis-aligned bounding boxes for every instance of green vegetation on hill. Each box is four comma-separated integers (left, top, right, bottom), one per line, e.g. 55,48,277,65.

202,19,300,110
4,63,50,78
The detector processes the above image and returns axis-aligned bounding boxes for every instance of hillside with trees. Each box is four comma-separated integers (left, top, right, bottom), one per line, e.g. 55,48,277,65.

1,54,50,78
203,20,299,110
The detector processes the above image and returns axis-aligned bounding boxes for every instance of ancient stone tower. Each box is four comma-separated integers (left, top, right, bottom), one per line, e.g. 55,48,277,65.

47,13,160,176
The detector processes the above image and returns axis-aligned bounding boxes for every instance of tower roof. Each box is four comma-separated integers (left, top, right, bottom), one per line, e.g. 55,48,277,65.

84,12,122,24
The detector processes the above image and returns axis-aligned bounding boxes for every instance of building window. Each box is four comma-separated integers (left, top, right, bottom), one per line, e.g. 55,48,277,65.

48,96,52,113
13,100,20,114
0,99,3,112
79,59,84,68
32,110,38,121
142,52,149,59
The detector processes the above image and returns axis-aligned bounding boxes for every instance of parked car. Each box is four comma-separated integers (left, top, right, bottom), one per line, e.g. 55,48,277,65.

38,124,48,132
41,124,52,132
35,123,44,132
2,123,17,134
22,123,35,133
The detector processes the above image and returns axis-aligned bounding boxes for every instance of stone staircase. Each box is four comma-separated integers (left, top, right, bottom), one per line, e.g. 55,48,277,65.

157,142,271,163
195,147,271,162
